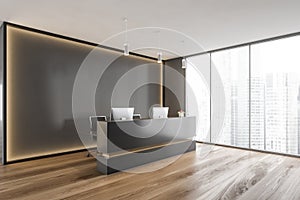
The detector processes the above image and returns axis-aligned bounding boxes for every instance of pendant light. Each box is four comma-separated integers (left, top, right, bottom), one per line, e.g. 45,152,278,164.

156,30,162,63
124,43,129,56
157,52,162,64
123,18,129,56
182,58,187,69
181,40,187,69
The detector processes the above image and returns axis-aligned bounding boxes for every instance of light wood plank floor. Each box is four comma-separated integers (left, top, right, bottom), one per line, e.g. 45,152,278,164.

1,144,300,200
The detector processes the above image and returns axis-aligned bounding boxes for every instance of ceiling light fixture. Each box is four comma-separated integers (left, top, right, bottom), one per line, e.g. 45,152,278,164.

182,58,187,69
156,30,163,63
181,40,187,69
157,52,162,64
123,18,129,56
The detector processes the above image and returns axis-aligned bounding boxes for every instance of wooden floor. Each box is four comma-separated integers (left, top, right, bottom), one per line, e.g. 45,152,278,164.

1,144,300,200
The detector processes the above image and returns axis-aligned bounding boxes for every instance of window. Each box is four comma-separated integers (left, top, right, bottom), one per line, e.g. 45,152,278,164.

186,54,210,142
211,46,249,148
186,33,300,156
251,35,300,154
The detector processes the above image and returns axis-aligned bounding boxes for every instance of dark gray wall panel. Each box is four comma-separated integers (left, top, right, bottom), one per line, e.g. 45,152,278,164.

6,25,161,162
95,57,161,118
129,83,161,118
164,58,185,117
7,26,93,161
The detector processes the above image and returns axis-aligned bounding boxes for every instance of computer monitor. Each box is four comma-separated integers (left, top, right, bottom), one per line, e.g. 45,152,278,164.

111,107,134,120
151,107,169,119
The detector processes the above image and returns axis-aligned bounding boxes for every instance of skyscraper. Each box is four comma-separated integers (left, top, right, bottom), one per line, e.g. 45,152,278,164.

250,76,265,150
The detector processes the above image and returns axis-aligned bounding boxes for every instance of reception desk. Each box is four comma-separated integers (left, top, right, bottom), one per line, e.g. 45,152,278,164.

96,117,196,174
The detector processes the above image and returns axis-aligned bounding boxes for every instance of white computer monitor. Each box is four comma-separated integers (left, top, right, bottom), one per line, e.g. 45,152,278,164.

151,107,169,119
111,107,134,120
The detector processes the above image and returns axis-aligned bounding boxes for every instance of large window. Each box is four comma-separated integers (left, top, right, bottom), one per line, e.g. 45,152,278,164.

186,54,210,142
186,34,300,156
211,47,249,148
251,36,300,154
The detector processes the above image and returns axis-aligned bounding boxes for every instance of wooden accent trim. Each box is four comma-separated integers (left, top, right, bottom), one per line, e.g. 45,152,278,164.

98,139,193,159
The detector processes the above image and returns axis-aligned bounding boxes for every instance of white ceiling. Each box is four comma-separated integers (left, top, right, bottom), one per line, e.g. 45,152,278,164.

1,0,300,59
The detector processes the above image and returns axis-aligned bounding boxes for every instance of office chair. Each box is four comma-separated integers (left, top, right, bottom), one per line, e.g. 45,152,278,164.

87,116,107,157
133,113,141,119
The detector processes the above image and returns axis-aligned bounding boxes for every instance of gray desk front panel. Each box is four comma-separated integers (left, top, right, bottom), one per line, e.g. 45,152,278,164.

97,117,195,154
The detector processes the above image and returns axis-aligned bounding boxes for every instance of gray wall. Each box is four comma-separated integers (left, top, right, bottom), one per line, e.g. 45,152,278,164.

5,24,161,163
96,56,161,118
164,58,185,117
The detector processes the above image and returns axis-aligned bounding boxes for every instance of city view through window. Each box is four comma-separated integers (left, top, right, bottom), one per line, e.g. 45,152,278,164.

186,35,300,156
